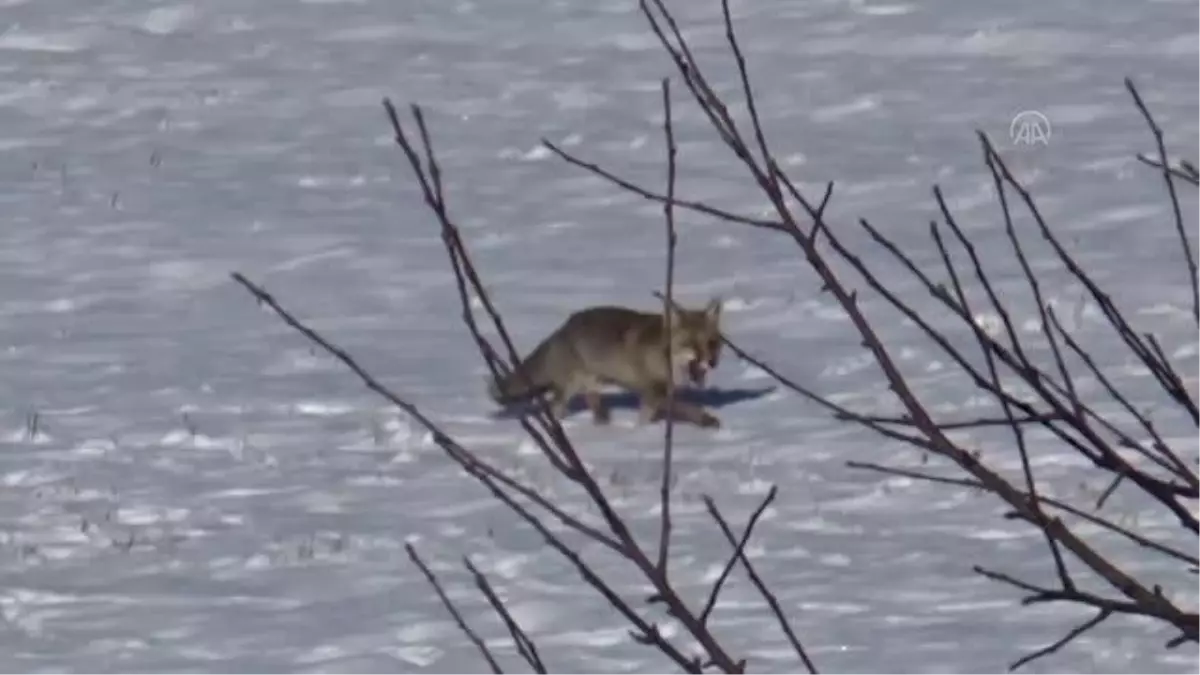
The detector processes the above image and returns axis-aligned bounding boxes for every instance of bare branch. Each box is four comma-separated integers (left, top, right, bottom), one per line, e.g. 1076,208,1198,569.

540,139,785,231
1125,77,1198,323
979,138,1074,592
406,544,505,674
463,556,548,674
383,99,577,476
852,412,1063,430
705,488,818,673
1008,609,1112,672
699,485,778,626
849,461,1198,567
718,0,777,199
974,566,1196,635
658,77,679,578
1136,154,1200,185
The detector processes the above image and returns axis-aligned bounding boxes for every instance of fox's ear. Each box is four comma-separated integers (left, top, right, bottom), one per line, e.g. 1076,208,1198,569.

704,297,722,324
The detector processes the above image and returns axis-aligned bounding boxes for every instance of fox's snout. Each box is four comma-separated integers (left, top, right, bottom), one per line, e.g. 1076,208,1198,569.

671,334,722,388
698,336,722,370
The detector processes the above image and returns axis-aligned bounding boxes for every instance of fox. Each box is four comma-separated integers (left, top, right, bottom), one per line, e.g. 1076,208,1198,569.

487,298,725,428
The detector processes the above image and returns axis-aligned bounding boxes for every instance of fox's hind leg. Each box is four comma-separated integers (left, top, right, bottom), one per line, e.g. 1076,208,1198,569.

564,374,610,425
546,374,599,422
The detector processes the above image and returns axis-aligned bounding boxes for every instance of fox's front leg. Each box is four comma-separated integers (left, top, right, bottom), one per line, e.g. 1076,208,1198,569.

584,390,611,425
637,385,666,426
669,400,721,429
638,384,719,429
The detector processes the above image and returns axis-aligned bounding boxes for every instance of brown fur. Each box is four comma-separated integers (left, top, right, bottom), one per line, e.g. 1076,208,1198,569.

488,300,724,428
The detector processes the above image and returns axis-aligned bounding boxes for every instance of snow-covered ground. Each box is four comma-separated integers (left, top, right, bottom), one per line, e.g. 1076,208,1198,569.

0,0,1196,672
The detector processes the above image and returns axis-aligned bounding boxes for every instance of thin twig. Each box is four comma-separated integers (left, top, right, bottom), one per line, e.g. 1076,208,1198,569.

383,99,577,476
980,138,1074,592
851,412,1062,431
718,0,777,199
463,556,548,674
1008,609,1112,672
1125,77,1198,323
541,139,785,232
704,488,817,673
657,77,679,578
849,460,1198,566
406,544,505,674
1136,154,1200,186
699,486,778,626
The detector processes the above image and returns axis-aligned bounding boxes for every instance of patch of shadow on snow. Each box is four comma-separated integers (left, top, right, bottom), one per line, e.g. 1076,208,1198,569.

489,385,776,420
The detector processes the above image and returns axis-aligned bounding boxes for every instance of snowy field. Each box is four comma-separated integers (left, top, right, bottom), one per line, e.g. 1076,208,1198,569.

1,0,1197,672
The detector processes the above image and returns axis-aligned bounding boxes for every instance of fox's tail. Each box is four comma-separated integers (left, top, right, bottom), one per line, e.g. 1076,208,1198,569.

486,345,552,405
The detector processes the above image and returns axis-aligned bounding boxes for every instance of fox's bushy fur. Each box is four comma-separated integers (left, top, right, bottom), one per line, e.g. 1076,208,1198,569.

487,299,724,428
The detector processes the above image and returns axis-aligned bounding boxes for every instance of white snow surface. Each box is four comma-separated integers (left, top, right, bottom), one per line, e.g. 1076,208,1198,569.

0,0,1197,672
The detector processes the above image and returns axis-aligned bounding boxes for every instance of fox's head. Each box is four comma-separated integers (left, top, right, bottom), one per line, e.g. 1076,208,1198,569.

667,297,723,386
